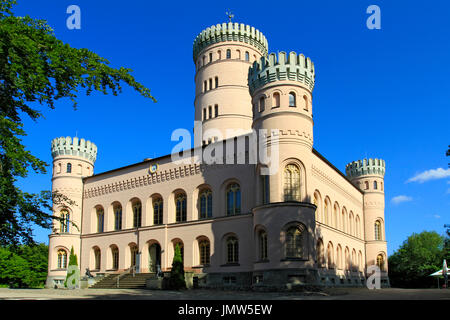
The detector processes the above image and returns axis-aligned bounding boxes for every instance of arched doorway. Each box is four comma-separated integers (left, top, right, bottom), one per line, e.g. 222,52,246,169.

149,243,162,273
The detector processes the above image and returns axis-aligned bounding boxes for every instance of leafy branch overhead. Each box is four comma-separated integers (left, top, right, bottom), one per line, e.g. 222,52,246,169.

0,0,156,245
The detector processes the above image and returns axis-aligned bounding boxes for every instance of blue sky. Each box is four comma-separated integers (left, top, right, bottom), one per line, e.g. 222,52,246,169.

12,0,450,255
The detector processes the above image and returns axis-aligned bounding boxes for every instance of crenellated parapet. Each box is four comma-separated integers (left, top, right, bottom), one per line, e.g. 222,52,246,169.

51,136,97,163
248,51,315,95
345,158,385,179
193,22,269,61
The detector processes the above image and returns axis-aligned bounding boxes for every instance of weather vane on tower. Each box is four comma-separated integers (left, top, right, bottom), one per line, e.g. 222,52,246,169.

225,10,234,22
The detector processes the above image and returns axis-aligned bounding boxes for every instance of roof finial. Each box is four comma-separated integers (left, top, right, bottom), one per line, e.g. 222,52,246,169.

225,10,234,23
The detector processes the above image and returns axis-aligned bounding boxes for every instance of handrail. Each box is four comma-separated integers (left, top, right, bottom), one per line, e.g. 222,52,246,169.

116,265,136,288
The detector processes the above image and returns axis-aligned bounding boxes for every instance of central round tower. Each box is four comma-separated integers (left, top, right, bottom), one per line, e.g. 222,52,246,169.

193,22,269,143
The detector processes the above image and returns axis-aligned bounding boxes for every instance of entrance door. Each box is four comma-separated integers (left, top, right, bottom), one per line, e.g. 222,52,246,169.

149,243,161,273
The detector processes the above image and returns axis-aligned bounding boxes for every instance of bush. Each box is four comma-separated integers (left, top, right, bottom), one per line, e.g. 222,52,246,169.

168,244,186,289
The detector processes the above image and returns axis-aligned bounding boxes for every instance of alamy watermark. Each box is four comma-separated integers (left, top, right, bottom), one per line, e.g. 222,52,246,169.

366,265,381,289
366,5,381,30
170,121,280,175
66,5,81,30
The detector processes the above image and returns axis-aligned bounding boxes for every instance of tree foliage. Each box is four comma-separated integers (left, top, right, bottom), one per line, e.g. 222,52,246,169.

168,243,186,290
388,231,446,288
0,243,48,288
0,0,155,245
64,246,78,288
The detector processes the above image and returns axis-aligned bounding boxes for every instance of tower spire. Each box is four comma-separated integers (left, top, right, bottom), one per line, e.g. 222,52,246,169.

225,10,234,22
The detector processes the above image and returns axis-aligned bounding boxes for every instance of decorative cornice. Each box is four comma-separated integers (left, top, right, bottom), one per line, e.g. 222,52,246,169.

193,22,269,61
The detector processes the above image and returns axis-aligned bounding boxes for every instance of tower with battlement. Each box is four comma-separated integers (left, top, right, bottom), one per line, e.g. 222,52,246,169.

346,158,389,282
193,22,269,143
249,51,315,203
46,136,97,287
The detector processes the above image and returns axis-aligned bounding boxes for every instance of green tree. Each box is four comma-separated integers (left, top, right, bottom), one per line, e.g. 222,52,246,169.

168,244,186,290
388,231,445,288
0,0,155,245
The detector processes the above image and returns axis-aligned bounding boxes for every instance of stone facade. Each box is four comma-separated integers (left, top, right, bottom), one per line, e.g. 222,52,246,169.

46,21,389,289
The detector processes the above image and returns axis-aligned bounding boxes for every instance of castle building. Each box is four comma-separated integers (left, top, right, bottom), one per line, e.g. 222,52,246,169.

46,22,389,288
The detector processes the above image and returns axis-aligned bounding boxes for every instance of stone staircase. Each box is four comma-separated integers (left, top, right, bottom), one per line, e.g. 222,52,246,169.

90,272,156,289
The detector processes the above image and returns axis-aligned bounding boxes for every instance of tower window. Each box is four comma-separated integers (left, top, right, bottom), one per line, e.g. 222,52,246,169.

66,163,72,173
289,92,296,107
60,210,70,233
283,164,301,201
245,51,249,61
259,230,268,260
209,52,212,62
57,249,67,269
214,105,218,117
374,181,378,189
273,92,280,108
209,78,212,90
203,81,207,92
285,226,304,259
226,49,231,59
208,106,212,119
203,108,206,121
215,77,218,88
259,97,265,112
365,181,369,190
303,95,309,111
202,55,206,66
374,220,382,240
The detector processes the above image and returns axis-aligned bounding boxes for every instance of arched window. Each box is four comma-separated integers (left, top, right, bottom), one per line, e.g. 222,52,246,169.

57,249,67,269
60,210,70,233
259,230,268,261
313,191,321,222
97,208,104,233
215,77,218,88
289,92,296,107
317,239,325,267
66,163,72,173
336,245,342,269
199,189,212,219
261,175,269,205
236,49,241,59
285,226,304,259
377,254,385,271
114,205,122,231
94,247,101,270
273,92,280,108
112,246,119,270
226,183,241,215
327,242,334,269
374,220,382,240
226,49,231,59
283,164,301,201
341,208,347,232
365,181,369,190
356,215,361,238
199,240,210,265
245,51,249,61
324,200,329,224
226,236,239,263
130,245,138,267
374,181,378,189
349,212,354,236
153,197,163,225
303,95,308,111
218,50,222,60
175,193,187,222
132,201,142,228
259,97,265,112
345,247,350,270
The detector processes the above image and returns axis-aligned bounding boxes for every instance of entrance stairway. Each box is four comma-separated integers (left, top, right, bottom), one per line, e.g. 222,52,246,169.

90,272,156,289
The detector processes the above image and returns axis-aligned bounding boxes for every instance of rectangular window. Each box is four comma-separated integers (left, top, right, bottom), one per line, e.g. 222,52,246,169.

214,105,218,117
208,106,212,119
